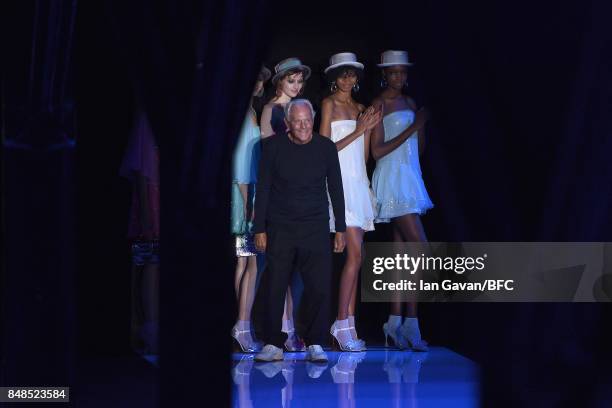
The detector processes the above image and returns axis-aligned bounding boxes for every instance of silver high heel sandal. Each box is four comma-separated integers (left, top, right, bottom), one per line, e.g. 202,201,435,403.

231,325,262,353
330,322,364,352
349,324,367,350
399,324,429,352
383,322,408,350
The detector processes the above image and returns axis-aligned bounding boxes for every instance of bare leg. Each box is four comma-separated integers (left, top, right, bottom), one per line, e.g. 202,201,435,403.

392,214,427,317
337,227,364,320
393,213,427,242
390,224,403,316
348,240,365,317
234,256,247,301
237,255,257,321
234,255,257,348
243,256,258,320
348,258,359,339
392,213,429,350
348,280,357,317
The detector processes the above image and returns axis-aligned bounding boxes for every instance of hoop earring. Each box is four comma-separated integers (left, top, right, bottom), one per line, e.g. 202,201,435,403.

353,82,360,92
330,82,338,93
403,82,409,91
380,78,387,88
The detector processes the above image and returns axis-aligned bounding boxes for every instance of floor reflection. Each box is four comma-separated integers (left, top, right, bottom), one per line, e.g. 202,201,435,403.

232,347,479,407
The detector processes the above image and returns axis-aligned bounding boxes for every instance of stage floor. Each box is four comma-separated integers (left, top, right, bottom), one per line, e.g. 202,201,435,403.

232,346,480,407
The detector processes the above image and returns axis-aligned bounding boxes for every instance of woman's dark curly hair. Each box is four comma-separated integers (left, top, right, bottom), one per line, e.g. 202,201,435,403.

325,66,364,84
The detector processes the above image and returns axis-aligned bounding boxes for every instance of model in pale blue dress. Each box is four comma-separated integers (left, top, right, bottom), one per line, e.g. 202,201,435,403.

372,109,433,222
231,110,261,255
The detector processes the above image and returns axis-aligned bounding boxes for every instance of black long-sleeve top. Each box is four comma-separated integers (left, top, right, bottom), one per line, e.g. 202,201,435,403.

253,132,346,233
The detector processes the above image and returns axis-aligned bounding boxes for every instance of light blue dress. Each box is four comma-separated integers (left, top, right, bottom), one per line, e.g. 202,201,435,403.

231,112,261,242
372,109,433,222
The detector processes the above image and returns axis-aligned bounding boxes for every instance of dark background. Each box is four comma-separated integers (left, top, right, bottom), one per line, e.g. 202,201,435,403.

3,0,612,406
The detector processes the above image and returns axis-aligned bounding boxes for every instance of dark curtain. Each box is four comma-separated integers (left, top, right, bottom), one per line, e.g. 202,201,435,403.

2,0,77,388
105,0,271,405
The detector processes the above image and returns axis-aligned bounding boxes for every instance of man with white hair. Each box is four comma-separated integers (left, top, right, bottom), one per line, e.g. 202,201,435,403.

253,99,346,362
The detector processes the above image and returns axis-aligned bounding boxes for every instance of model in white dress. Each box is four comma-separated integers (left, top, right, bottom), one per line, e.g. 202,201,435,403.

319,52,384,352
328,119,377,232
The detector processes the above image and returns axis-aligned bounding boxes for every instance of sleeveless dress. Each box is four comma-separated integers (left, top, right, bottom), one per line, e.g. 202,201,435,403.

372,110,433,222
270,104,288,136
231,112,261,256
328,120,377,232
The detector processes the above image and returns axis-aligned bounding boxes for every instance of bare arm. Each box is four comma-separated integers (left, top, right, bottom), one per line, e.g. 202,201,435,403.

260,104,274,138
318,98,333,138
418,125,426,155
406,97,426,155
334,127,369,152
322,100,380,152
371,104,426,160
360,103,380,163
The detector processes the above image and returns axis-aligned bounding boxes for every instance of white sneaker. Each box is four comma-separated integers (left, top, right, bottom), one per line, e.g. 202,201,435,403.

307,345,328,363
254,344,284,362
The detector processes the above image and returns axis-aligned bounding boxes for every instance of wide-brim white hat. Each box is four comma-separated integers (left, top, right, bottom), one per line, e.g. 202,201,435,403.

271,57,311,84
377,50,413,67
324,52,364,74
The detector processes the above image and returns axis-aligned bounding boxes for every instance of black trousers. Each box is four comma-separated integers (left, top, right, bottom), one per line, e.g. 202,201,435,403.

253,221,332,348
